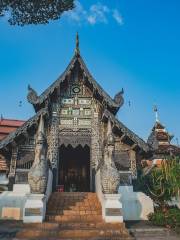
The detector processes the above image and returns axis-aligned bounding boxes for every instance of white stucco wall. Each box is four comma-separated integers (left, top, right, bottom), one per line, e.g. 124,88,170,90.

0,184,30,220
95,169,105,215
119,186,154,220
95,170,123,222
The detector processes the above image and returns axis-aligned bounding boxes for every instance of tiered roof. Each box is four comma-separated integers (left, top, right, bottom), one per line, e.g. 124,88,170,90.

0,118,25,141
148,120,180,156
0,108,47,149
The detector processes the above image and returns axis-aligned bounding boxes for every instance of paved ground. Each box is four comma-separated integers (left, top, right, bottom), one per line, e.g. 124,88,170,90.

125,221,180,240
0,220,179,239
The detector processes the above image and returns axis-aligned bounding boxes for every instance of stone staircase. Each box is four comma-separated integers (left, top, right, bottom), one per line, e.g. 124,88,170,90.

46,192,102,223
16,192,133,239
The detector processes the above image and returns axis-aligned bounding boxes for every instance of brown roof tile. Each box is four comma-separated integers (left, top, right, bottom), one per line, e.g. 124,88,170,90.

0,119,25,141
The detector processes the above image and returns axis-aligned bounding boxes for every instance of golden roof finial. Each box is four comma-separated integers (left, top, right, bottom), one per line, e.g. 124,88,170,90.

75,32,80,55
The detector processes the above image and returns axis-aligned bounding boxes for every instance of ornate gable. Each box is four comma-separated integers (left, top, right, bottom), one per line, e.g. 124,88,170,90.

27,34,124,115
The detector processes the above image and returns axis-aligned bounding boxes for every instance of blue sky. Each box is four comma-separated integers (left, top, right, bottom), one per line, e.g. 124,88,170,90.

0,0,180,143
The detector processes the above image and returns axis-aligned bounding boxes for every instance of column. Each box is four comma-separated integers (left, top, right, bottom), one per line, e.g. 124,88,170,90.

8,144,18,190
91,111,102,192
130,150,137,179
47,106,59,191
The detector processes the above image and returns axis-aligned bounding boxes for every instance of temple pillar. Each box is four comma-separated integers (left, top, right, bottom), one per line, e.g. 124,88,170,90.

91,109,102,192
130,150,137,179
8,144,18,190
47,105,59,191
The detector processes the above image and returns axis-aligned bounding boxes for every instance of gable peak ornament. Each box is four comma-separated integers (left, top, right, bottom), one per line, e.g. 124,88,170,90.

114,88,124,108
75,32,80,56
27,84,39,105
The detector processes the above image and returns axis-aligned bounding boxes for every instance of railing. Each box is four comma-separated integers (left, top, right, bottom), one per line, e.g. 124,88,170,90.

15,169,29,183
119,171,132,185
16,160,33,170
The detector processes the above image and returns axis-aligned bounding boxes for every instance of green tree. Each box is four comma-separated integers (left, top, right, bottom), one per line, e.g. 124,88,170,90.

141,157,180,209
0,0,74,26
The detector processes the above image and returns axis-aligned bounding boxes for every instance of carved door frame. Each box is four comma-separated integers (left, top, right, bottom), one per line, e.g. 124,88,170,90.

57,128,94,191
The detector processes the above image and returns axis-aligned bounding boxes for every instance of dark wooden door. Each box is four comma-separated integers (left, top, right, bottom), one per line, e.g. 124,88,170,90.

58,145,90,192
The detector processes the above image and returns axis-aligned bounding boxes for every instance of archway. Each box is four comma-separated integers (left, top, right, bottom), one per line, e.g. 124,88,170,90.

58,144,90,192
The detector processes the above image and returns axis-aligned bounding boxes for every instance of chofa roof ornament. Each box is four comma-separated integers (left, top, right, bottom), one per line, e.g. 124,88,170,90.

27,84,39,105
114,88,124,108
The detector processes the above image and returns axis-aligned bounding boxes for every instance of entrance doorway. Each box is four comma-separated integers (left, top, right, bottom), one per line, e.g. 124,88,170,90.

58,144,90,192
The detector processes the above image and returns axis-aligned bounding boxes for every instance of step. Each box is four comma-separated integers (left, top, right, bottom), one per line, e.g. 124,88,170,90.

48,192,98,200
47,204,102,210
47,192,99,200
47,207,102,213
15,237,134,240
47,194,100,203
0,221,134,240
24,222,126,230
41,192,133,239
47,210,102,215
47,209,102,215
46,192,102,222
16,228,131,239
46,214,103,222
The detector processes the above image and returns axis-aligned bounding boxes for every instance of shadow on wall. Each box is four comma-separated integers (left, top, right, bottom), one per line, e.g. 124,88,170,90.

119,186,154,221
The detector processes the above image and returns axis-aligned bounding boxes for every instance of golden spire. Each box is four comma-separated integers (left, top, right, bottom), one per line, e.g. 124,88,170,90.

75,32,80,55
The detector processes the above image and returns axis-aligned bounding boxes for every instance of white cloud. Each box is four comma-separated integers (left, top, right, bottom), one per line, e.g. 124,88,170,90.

87,15,96,25
112,9,123,25
63,1,87,23
87,3,109,25
63,1,124,26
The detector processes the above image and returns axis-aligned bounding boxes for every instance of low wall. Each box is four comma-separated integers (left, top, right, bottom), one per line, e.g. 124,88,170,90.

0,184,30,220
95,169,123,222
119,186,154,220
95,169,105,217
0,168,53,222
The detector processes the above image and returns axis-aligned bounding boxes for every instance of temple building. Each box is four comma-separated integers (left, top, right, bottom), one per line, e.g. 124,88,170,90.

0,34,179,229
148,120,180,159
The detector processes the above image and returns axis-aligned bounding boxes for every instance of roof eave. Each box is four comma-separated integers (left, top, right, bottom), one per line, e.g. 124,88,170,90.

0,108,48,150
102,109,150,152
30,53,121,114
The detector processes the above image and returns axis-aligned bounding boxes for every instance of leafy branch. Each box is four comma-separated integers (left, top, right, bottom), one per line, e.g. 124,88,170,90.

0,0,74,26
